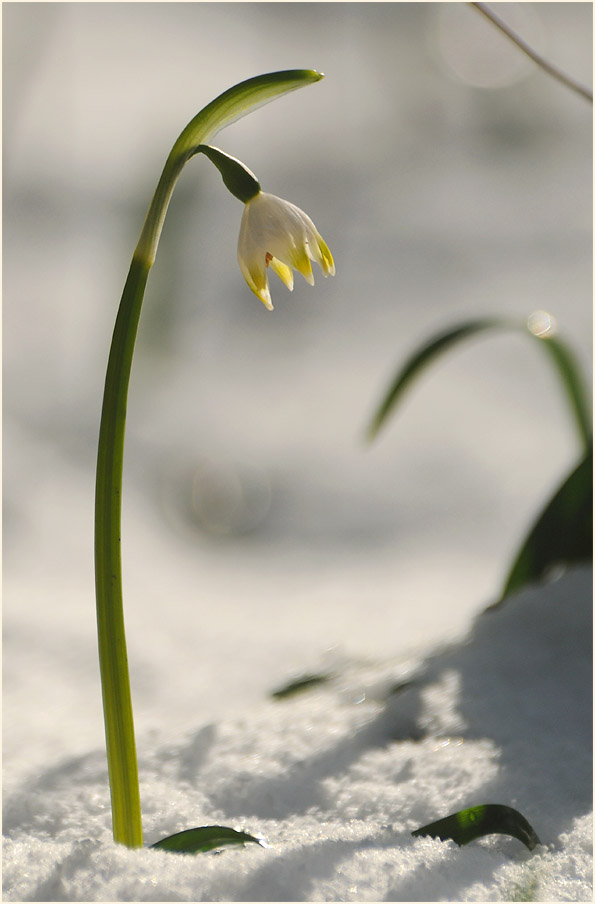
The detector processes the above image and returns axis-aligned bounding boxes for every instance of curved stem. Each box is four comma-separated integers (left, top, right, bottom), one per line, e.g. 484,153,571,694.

94,70,323,847
135,69,323,265
95,258,149,848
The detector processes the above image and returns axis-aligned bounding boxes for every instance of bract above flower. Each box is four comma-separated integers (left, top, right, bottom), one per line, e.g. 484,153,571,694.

237,191,335,310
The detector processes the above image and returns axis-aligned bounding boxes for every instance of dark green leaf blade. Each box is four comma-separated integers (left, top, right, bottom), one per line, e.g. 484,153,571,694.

271,673,331,699
366,319,511,441
536,335,592,453
501,447,593,599
150,825,262,854
412,804,541,851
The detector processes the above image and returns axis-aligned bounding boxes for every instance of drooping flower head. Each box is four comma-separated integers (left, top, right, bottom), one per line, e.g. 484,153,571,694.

195,145,334,310
238,191,335,310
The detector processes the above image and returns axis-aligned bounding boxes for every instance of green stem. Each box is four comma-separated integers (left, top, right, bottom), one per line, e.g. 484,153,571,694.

94,69,322,848
95,258,149,848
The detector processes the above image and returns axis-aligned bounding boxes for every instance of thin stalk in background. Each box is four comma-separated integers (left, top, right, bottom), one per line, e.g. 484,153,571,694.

471,2,593,103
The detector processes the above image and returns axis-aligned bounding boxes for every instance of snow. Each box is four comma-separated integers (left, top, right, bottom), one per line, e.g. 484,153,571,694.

3,566,592,901
3,3,592,901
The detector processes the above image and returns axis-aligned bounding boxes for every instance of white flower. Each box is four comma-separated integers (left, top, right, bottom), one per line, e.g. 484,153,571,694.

237,191,335,310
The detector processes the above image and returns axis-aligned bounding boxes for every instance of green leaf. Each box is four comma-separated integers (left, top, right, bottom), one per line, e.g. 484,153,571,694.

364,315,592,603
150,825,263,854
366,318,509,441
412,804,542,851
501,447,593,599
366,317,592,452
176,69,324,158
535,335,592,453
271,672,332,699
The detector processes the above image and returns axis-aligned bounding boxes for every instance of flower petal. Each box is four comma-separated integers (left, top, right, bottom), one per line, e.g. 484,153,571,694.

237,250,273,309
268,256,294,291
237,203,273,309
316,236,335,276
237,191,334,307
290,244,315,285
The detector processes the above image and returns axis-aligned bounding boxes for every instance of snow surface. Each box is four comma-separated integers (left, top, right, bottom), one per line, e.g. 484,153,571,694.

3,3,592,901
3,567,592,901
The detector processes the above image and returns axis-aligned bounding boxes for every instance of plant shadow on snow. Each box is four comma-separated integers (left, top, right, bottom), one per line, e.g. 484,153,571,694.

2,751,112,838
201,569,590,828
144,569,588,904
3,570,590,901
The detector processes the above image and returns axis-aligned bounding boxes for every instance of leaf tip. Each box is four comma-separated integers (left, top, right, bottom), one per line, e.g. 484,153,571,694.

365,414,385,444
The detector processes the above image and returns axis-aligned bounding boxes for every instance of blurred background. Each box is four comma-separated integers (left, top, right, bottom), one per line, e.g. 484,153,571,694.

3,3,592,780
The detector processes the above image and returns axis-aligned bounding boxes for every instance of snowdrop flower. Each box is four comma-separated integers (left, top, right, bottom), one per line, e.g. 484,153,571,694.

238,191,335,310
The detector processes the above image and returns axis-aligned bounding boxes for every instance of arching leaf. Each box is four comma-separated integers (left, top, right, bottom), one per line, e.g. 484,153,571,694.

412,804,541,850
366,317,591,452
